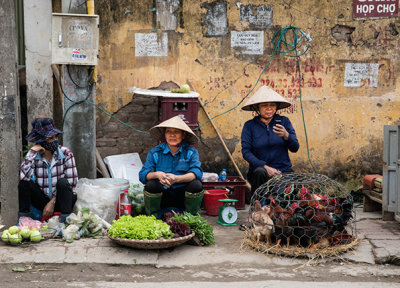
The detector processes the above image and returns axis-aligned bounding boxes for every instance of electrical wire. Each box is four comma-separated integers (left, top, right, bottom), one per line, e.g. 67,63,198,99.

59,66,150,135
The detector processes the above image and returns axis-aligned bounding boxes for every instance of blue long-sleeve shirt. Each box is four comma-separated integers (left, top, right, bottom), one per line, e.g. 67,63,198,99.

139,142,203,189
241,115,299,173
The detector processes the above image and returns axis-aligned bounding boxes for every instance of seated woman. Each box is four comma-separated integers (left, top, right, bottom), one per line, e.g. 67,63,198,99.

139,116,204,216
18,118,78,223
240,86,300,229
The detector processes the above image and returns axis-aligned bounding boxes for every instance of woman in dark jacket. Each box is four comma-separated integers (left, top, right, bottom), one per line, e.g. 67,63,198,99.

240,86,299,229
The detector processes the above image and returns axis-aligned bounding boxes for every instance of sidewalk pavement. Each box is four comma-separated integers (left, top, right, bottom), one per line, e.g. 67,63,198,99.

0,207,399,267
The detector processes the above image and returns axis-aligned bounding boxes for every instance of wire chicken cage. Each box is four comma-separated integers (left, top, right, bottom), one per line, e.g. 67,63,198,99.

249,173,355,248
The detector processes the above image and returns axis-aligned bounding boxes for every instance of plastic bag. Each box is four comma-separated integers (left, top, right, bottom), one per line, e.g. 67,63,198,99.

74,178,129,223
128,183,145,215
62,224,80,241
18,216,42,230
46,216,65,236
201,172,218,182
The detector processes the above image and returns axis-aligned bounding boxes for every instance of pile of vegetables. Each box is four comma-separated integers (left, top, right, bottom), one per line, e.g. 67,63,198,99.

108,215,174,240
128,184,145,215
62,207,109,242
163,213,192,237
172,212,215,246
170,84,190,93
108,212,215,246
1,225,42,245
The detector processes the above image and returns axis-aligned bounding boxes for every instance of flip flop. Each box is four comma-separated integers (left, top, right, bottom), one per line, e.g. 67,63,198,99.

239,221,253,231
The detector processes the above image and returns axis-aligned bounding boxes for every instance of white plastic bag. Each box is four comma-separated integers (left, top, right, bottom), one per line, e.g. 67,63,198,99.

74,178,129,224
201,172,219,182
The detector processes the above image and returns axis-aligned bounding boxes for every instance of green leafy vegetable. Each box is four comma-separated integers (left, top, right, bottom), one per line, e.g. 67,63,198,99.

108,215,173,240
172,212,214,245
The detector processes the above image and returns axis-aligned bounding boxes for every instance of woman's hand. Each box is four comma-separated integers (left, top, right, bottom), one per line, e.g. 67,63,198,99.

273,124,289,140
156,171,173,188
264,165,281,177
164,173,178,187
43,199,55,217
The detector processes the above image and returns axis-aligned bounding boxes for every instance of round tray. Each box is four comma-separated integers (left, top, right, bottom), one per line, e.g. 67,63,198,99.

108,232,195,249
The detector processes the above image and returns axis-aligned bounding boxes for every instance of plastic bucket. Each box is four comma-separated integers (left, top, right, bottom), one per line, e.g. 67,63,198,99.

203,189,228,216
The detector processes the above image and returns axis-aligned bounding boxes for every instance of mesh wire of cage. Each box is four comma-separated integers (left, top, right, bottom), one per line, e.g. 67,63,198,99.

248,173,356,249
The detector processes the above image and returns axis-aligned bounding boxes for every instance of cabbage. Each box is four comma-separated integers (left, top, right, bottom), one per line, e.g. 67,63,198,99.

170,84,190,93
180,84,190,93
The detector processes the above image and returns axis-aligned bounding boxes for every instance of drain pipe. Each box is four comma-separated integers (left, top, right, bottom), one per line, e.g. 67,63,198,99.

87,0,97,83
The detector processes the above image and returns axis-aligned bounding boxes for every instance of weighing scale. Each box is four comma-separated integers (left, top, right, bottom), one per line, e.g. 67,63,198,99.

217,198,238,226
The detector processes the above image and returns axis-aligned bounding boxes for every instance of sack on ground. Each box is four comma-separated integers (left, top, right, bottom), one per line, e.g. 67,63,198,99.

74,178,129,223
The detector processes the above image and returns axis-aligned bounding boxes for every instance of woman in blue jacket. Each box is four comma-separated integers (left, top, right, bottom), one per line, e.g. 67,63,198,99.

241,85,299,219
139,116,203,216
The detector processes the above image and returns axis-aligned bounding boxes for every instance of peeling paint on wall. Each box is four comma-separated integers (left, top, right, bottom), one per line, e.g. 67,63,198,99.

156,0,181,31
95,0,400,184
201,1,228,37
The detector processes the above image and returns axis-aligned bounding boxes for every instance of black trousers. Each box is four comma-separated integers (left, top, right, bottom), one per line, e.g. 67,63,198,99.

247,167,293,202
145,179,203,210
18,178,77,214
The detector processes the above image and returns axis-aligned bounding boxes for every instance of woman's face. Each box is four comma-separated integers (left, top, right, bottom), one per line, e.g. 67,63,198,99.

165,128,184,147
258,102,278,119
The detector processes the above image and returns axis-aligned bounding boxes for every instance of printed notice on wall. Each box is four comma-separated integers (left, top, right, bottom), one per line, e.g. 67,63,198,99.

344,63,379,87
135,33,168,57
201,1,228,37
231,31,264,55
240,5,273,28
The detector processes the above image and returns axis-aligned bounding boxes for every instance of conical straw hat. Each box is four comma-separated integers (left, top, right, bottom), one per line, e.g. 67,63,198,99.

241,85,291,111
150,116,198,145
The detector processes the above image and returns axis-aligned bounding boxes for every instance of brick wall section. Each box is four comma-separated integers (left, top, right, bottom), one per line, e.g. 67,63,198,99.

96,95,159,162
96,91,242,177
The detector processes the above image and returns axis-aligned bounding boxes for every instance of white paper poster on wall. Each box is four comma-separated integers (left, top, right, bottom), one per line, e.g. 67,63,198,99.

344,63,379,87
135,32,168,57
231,31,264,55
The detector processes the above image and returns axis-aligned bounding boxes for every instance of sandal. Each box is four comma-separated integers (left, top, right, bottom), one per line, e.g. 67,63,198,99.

239,221,253,231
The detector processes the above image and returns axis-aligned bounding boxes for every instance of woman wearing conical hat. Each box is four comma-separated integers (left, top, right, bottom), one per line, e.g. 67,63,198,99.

139,116,204,216
240,86,299,229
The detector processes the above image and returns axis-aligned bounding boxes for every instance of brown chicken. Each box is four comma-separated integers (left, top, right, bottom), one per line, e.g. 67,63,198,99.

268,198,293,248
252,200,274,245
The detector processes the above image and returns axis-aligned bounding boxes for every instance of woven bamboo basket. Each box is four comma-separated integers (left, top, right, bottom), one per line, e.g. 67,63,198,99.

108,232,195,249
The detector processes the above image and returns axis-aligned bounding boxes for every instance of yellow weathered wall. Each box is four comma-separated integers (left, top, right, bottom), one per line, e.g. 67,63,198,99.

95,0,400,183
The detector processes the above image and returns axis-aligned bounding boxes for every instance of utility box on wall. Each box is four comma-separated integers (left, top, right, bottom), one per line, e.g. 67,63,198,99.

51,13,99,65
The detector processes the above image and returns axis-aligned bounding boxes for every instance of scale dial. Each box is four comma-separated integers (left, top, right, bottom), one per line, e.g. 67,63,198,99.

221,206,238,224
